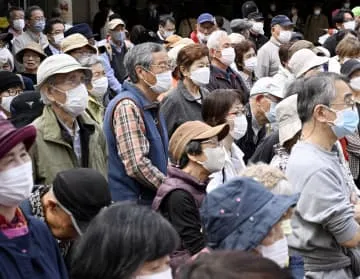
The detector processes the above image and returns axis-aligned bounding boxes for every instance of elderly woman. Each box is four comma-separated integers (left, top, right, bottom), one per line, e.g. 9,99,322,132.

71,203,179,279
233,40,257,91
30,54,107,185
0,71,24,117
153,121,229,270
0,117,68,278
202,89,247,193
161,44,210,137
15,42,47,84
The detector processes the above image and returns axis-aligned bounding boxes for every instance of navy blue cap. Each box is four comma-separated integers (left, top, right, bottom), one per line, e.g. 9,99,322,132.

341,59,360,78
197,13,216,24
200,177,299,251
271,15,294,27
65,23,96,39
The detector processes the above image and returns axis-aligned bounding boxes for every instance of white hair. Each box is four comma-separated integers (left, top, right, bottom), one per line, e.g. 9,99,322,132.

0,47,14,71
207,30,228,50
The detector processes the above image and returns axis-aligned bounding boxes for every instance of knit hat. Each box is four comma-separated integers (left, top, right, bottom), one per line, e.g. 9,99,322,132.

0,71,22,93
169,121,229,164
0,116,36,160
52,168,112,235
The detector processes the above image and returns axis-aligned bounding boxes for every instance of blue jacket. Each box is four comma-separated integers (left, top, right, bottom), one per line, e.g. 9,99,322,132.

103,81,169,203
0,214,68,279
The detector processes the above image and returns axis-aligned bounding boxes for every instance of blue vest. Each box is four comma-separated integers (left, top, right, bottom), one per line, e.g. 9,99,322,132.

103,81,169,203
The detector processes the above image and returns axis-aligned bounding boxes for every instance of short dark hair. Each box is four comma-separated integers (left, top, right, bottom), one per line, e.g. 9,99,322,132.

332,8,354,25
25,5,43,21
71,202,179,279
7,6,24,19
159,14,175,27
177,251,293,279
177,44,209,80
130,25,158,45
51,8,61,18
109,13,122,21
178,140,203,169
278,43,292,66
234,40,256,71
202,89,246,126
44,18,64,35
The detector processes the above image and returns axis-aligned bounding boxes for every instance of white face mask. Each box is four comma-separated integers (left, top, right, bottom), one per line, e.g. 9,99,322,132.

251,22,265,35
220,47,236,66
146,70,173,94
197,32,209,44
351,77,360,91
163,30,174,39
314,9,321,15
136,268,172,279
0,161,34,207
91,77,108,99
244,56,257,72
53,33,65,46
344,20,356,30
259,237,289,268
1,95,16,112
55,83,89,117
12,19,25,31
278,30,292,44
78,54,98,66
198,146,226,173
231,114,248,140
190,67,210,86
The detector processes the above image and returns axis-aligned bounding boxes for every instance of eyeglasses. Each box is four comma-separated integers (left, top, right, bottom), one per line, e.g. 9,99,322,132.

31,16,45,21
24,54,41,60
201,138,223,147
151,60,174,71
330,94,356,109
2,88,22,96
228,106,248,117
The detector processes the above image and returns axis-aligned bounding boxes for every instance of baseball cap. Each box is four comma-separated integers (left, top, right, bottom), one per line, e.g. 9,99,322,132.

341,59,360,78
169,121,229,164
288,48,329,78
250,77,284,99
352,7,360,17
35,54,92,90
230,19,253,32
61,33,98,54
52,168,112,235
108,18,126,30
271,15,293,27
276,95,302,145
200,177,299,251
197,13,216,25
229,33,245,44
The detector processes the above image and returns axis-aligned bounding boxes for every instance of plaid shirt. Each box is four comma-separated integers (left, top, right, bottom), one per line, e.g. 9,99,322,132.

113,99,165,189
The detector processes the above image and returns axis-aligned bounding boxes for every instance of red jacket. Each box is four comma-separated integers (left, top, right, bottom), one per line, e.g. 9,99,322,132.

190,31,199,43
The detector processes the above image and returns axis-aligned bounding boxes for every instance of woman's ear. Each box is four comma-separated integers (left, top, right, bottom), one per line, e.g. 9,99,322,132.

180,65,190,78
42,84,56,103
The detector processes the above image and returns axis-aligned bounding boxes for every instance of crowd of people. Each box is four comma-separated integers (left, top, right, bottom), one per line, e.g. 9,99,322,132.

2,0,360,278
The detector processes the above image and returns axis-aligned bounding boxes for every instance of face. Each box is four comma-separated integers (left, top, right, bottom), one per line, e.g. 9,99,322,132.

91,62,105,81
181,56,210,77
242,48,256,66
0,143,30,172
260,221,284,247
1,61,12,72
251,94,281,125
159,20,176,37
211,35,232,60
226,101,246,130
10,10,24,24
339,13,355,29
111,24,126,42
43,196,78,240
197,22,217,35
304,65,324,78
187,136,221,165
70,46,97,61
134,255,170,276
291,8,298,15
44,70,87,105
23,50,41,72
136,51,171,86
47,23,65,46
272,24,293,38
0,86,22,102
27,9,45,30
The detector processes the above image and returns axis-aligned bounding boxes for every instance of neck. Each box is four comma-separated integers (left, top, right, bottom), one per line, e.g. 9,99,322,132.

223,134,233,151
0,205,17,223
302,121,336,151
243,68,252,76
182,161,210,183
52,104,76,130
252,105,267,127
50,42,61,50
212,59,228,71
135,82,159,102
12,27,22,35
25,68,37,74
28,29,40,37
183,78,200,96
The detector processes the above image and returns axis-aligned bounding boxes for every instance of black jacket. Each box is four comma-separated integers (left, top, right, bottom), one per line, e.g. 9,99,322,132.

249,33,268,51
249,131,279,164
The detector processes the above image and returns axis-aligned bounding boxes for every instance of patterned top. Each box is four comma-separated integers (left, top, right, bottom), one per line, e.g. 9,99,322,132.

0,208,29,239
113,99,165,189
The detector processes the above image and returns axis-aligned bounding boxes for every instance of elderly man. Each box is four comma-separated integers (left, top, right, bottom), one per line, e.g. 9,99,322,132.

44,18,65,56
207,30,249,96
286,73,360,278
255,15,293,78
103,42,170,204
230,18,253,39
190,13,217,44
30,54,107,185
7,6,25,39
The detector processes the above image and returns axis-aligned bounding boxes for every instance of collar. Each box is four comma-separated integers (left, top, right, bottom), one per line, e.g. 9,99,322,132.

157,30,165,41
211,64,234,80
239,71,251,81
0,208,27,229
57,114,80,138
167,165,208,190
26,30,43,43
252,113,261,135
49,43,61,54
270,36,281,47
110,40,123,53
123,81,159,110
29,185,50,221
178,80,204,102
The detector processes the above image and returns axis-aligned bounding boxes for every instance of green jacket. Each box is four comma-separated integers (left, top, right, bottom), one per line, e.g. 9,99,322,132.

30,106,108,185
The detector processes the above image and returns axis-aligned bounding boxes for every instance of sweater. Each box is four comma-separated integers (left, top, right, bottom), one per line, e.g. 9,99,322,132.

286,142,358,275
255,37,281,78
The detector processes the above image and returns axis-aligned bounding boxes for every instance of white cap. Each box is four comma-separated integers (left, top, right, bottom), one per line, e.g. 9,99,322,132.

288,48,329,78
108,18,125,30
250,77,284,99
36,54,92,89
228,33,245,44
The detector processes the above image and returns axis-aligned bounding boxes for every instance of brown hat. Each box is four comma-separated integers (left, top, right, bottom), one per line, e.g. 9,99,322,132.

288,40,314,58
61,33,97,54
169,121,229,164
15,42,47,64
164,35,183,49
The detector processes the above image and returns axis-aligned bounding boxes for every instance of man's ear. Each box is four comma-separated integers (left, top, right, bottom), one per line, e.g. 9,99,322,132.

135,65,146,81
255,94,265,105
42,85,56,103
313,104,330,123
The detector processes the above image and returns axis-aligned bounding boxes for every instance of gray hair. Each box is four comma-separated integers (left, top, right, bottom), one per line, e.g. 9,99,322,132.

124,42,165,83
297,72,347,123
284,78,306,98
39,75,57,105
207,30,228,50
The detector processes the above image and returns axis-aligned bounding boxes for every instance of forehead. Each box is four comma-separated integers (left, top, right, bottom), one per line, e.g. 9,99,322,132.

31,9,44,17
344,13,353,20
11,10,24,16
24,50,40,57
91,62,104,72
200,22,215,29
220,35,231,45
1,142,26,159
54,70,85,81
334,80,351,100
152,51,168,62
52,23,65,31
113,24,125,31
164,20,175,27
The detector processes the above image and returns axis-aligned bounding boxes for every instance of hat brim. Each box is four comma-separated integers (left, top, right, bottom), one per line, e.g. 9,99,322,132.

279,119,302,145
193,123,230,142
198,20,215,25
15,48,47,64
296,56,329,78
63,43,97,55
272,21,294,27
221,193,299,251
0,124,36,159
